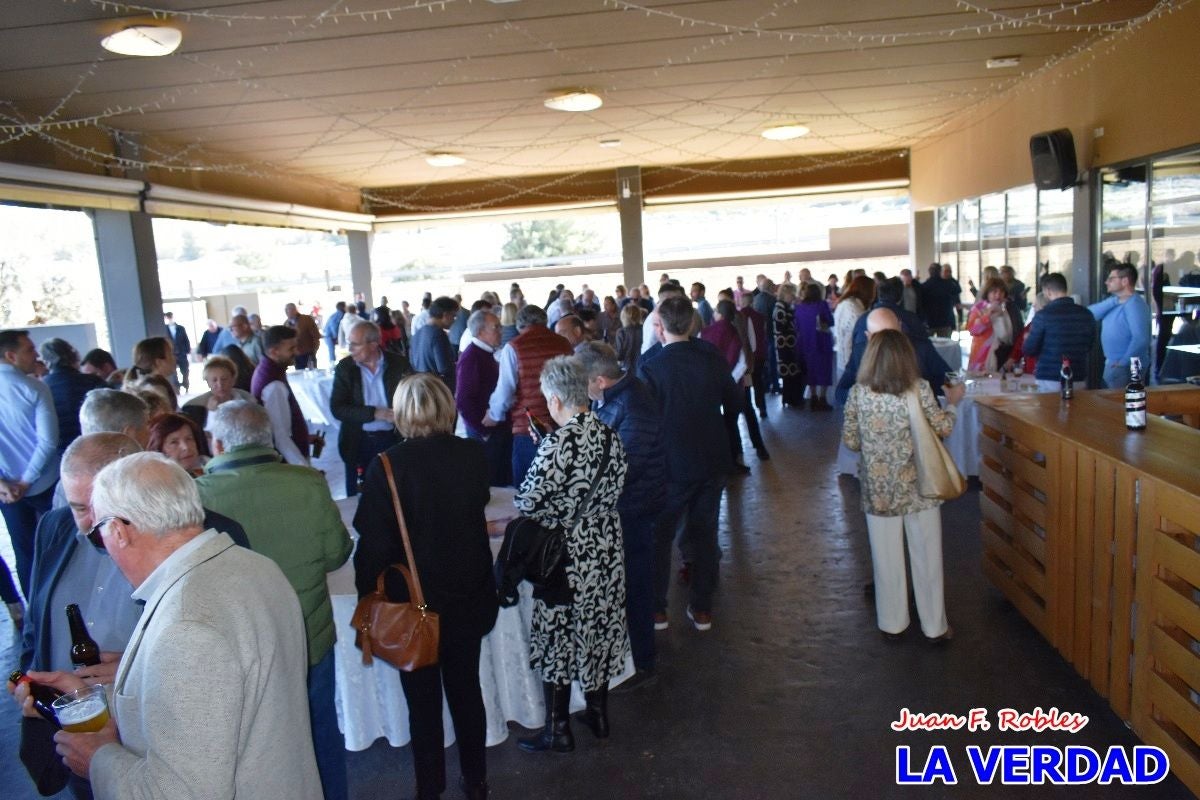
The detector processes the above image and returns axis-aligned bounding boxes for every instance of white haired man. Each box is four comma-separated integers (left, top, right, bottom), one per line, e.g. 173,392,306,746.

34,452,319,799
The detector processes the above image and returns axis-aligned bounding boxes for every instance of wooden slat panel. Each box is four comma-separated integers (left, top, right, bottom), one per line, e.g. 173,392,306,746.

981,527,1046,597
1156,534,1200,595
1133,719,1200,800
978,432,1048,492
1090,460,1116,697
1010,479,1047,530
1052,438,1075,657
1133,480,1159,737
1151,626,1200,700
1149,672,1200,752
983,555,1048,638
1152,579,1200,645
1109,468,1138,719
1073,450,1096,674
1156,484,1200,537
980,492,1044,567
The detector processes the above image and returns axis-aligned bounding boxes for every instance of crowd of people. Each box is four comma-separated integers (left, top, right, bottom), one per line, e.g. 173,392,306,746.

0,254,1167,799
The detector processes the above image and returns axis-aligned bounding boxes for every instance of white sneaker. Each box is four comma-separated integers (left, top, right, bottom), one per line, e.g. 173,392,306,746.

686,606,713,632
653,612,669,631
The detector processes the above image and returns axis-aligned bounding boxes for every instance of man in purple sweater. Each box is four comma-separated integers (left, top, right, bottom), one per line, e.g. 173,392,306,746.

456,310,510,486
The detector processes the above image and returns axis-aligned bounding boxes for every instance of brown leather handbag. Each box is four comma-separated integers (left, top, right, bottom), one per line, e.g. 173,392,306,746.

350,454,440,671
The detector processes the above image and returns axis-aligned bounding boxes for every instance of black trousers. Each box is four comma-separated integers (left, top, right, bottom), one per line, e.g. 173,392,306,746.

399,631,487,798
749,360,768,415
344,429,400,497
174,355,190,391
621,510,657,671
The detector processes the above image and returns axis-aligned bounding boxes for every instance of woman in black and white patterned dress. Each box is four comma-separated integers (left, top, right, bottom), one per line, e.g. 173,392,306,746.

516,356,630,754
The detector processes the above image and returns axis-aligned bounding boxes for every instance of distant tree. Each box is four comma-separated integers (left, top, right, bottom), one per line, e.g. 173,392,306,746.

180,230,204,260
0,259,23,326
501,219,599,261
35,274,80,323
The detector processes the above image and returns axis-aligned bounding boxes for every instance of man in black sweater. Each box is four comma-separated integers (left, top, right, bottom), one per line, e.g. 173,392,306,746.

638,296,741,633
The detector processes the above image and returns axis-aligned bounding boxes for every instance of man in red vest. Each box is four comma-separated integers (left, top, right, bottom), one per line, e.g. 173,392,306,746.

482,304,572,487
251,326,310,466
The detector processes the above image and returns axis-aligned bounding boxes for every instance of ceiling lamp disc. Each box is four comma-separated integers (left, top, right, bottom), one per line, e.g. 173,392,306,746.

426,153,466,167
544,91,603,112
761,124,810,141
101,25,183,57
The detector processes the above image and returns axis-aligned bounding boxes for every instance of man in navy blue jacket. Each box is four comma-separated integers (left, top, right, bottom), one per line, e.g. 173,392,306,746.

638,296,740,633
1021,272,1096,389
578,342,665,682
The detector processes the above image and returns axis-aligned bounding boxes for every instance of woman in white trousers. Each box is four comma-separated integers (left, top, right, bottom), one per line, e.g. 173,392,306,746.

841,328,964,642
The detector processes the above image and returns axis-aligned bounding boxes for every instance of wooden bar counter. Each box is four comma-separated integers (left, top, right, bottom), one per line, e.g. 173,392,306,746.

975,387,1200,794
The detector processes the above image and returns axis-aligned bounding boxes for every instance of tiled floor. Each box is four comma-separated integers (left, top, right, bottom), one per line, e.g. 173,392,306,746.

1,393,1192,798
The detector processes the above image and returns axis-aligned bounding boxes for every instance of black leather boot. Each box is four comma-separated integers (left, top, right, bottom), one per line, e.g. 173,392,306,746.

517,682,574,753
574,685,609,739
459,776,488,800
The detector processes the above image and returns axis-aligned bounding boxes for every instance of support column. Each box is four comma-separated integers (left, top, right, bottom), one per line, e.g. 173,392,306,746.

347,230,375,309
910,209,936,271
617,167,645,291
1071,172,1099,302
92,209,163,363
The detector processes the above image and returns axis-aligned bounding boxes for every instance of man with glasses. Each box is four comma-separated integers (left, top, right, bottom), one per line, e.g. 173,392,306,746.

331,320,411,497
1089,262,1152,388
8,434,248,799
36,453,320,799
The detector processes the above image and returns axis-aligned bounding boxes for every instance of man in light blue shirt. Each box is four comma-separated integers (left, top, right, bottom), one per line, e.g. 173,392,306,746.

1088,263,1151,388
0,329,60,606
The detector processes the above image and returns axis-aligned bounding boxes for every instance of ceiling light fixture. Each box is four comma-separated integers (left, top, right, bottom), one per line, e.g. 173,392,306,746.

425,153,466,167
599,138,622,148
544,91,603,112
761,124,810,141
101,25,182,57
986,56,1021,69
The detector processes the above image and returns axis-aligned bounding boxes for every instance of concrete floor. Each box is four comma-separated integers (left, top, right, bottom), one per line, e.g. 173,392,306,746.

2,393,1192,798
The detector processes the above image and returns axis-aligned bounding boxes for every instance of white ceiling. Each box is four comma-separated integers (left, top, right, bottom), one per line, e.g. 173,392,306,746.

0,0,1167,203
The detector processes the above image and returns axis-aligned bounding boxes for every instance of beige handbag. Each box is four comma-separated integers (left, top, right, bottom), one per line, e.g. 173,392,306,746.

904,388,966,501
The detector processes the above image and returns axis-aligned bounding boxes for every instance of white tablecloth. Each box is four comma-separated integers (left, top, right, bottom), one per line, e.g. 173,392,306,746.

328,489,633,752
931,338,963,371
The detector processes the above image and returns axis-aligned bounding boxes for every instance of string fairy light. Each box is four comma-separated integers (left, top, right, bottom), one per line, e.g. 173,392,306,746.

4,0,1190,212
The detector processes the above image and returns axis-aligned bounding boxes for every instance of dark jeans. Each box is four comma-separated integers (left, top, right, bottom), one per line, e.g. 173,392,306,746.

765,332,780,391
653,477,726,614
344,429,400,497
0,485,54,600
723,389,765,459
325,335,338,367
308,648,347,800
511,432,539,489
750,360,768,415
174,355,190,391
399,632,486,798
467,427,512,488
621,510,657,671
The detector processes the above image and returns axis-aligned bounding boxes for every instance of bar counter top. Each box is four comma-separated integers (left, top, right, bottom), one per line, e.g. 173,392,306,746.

973,388,1200,498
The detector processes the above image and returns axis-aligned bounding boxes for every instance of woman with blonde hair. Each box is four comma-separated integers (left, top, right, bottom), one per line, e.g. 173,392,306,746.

613,303,645,372
842,329,964,643
353,373,497,800
500,302,520,346
126,336,176,385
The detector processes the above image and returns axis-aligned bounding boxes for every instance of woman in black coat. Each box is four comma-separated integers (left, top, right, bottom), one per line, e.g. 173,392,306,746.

353,373,498,800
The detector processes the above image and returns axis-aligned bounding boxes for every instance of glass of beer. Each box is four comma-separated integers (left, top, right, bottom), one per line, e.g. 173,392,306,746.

52,685,110,733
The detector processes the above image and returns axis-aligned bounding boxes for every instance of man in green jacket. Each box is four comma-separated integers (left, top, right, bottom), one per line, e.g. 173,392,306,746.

196,400,353,800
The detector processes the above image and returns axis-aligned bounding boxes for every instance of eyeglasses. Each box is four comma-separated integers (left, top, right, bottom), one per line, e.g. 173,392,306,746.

87,515,129,551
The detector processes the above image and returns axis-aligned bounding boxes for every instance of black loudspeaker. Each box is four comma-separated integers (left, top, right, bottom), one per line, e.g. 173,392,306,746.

1030,129,1078,190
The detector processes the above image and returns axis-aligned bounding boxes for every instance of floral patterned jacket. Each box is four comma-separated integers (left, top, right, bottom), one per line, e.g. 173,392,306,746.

842,379,957,516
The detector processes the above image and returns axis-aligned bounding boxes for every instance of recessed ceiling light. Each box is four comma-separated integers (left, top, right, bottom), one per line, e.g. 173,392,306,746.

425,153,466,167
986,56,1021,69
544,91,603,112
101,25,182,57
761,124,810,141
599,138,622,148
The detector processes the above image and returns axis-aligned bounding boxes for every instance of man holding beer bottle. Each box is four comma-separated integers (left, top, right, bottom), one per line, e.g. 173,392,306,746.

29,452,321,799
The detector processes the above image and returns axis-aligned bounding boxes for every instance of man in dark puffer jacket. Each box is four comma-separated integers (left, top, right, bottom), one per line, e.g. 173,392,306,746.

576,342,665,687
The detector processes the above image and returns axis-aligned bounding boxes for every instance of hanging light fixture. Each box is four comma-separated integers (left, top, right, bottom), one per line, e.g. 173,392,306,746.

761,124,810,141
544,91,603,112
101,25,183,57
425,153,466,167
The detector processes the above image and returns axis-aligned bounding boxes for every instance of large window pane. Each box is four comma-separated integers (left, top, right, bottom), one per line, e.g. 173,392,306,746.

1037,187,1074,278
0,205,110,353
152,218,349,334
980,193,1007,272
1100,167,1148,288
1006,186,1038,291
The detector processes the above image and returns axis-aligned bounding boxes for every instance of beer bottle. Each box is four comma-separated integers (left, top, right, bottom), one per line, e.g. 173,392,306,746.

1125,357,1147,431
524,407,550,443
8,670,63,725
356,466,365,493
66,604,101,668
1059,357,1073,400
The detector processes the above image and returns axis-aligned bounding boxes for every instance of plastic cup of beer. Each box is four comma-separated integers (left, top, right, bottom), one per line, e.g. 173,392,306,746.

945,370,963,388
52,685,110,733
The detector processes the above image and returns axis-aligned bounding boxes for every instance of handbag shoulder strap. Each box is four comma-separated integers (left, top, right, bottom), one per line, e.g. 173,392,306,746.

566,428,611,531
379,454,427,609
